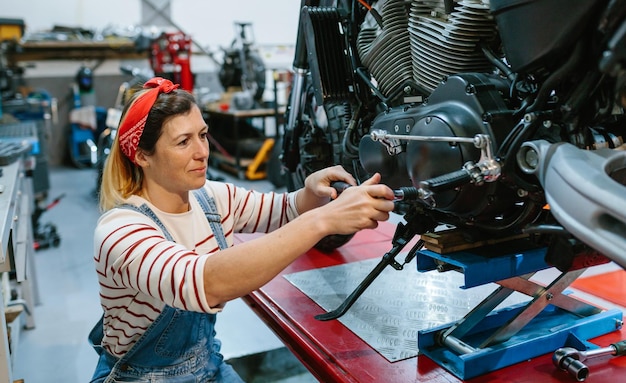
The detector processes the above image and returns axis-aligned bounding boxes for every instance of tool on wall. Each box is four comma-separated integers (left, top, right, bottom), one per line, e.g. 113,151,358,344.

150,31,194,92
68,64,108,169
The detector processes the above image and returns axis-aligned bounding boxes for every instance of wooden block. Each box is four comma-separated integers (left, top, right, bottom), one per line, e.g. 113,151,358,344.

4,305,23,324
422,229,528,254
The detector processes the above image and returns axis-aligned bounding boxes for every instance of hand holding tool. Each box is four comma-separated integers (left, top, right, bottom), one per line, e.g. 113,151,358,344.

330,181,419,201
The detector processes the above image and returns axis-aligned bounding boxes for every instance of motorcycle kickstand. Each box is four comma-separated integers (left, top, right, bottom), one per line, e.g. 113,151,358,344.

315,233,424,321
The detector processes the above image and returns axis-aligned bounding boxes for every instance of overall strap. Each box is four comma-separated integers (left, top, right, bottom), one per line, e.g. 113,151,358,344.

91,201,179,381
120,203,175,241
193,187,228,250
108,203,178,364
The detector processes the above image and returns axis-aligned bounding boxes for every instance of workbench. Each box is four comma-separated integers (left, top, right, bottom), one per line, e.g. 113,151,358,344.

237,222,626,382
5,40,145,65
0,159,37,383
203,106,284,180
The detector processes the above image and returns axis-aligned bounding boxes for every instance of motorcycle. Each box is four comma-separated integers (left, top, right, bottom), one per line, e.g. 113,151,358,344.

280,0,626,309
218,21,267,109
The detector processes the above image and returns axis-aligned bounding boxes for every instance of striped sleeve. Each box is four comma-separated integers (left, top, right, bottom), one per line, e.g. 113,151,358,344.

204,182,300,234
94,209,217,314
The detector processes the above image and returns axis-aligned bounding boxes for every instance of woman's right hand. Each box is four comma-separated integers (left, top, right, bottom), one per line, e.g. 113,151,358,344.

313,173,395,236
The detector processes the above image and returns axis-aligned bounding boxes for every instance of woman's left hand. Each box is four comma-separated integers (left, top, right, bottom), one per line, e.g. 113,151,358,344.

294,165,357,213
304,165,357,199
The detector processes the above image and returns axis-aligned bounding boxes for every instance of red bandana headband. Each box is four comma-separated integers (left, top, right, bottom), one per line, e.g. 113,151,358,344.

118,77,180,163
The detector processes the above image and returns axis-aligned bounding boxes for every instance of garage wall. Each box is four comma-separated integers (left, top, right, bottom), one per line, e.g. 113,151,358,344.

1,0,300,166
15,61,229,167
0,0,300,48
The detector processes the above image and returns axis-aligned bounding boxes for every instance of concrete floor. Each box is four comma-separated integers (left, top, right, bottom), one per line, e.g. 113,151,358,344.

12,164,318,383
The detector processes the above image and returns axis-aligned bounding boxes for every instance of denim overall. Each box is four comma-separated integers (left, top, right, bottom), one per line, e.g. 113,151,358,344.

89,189,245,382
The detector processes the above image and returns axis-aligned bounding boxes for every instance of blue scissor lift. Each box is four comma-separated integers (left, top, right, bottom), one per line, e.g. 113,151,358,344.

415,238,623,380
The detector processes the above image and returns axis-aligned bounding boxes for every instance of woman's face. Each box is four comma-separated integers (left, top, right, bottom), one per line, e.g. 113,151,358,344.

141,104,210,196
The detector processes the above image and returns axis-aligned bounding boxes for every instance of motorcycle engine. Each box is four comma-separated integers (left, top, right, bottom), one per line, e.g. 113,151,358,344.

356,0,497,96
359,73,540,232
354,0,624,235
328,0,626,237
353,1,540,232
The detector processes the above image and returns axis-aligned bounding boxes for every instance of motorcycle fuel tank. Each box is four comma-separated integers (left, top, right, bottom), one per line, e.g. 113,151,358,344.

491,0,606,72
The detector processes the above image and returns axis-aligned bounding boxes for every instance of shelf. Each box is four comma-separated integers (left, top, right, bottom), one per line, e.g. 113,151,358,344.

204,106,284,180
6,39,146,63
210,138,275,180
0,159,37,382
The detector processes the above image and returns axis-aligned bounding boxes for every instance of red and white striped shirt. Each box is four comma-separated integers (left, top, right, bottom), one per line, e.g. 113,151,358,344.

93,180,299,357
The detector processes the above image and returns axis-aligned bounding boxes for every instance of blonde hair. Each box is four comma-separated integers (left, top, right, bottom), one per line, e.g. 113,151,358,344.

98,135,144,212
98,86,197,212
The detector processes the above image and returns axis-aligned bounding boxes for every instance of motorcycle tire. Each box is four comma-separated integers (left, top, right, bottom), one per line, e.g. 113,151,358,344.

242,51,266,102
219,49,266,102
284,90,356,253
267,136,287,189
286,170,355,254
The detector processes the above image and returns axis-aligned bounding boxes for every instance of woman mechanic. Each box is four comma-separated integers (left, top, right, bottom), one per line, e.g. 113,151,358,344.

88,77,395,382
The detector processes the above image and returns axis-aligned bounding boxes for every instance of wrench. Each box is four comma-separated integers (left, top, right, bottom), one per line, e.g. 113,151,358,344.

552,340,626,381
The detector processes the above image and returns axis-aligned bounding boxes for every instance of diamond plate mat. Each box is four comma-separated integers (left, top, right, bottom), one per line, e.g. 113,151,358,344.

284,257,530,362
